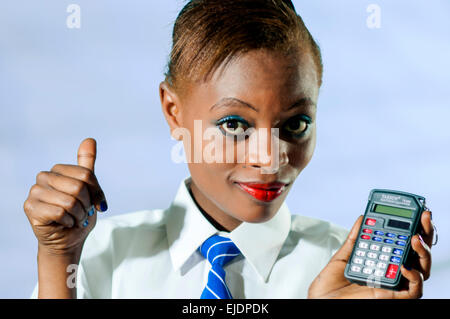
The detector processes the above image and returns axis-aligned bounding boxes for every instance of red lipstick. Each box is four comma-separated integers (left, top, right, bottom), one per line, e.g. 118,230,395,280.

234,182,287,202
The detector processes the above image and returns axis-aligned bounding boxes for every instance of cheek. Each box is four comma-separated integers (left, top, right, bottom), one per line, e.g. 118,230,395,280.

289,129,316,171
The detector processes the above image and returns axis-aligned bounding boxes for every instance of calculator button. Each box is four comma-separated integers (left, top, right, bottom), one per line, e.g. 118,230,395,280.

363,228,373,234
396,240,406,246
359,242,369,249
363,268,374,275
365,218,377,226
398,235,408,240
386,233,396,238
372,237,382,242
370,244,380,251
361,235,371,240
355,250,366,257
379,254,389,261
353,257,364,265
367,252,378,259
377,262,387,269
374,230,384,236
390,256,401,263
365,260,376,267
386,264,399,279
382,246,392,253
351,265,362,272
384,239,394,244
393,248,403,256
374,269,385,277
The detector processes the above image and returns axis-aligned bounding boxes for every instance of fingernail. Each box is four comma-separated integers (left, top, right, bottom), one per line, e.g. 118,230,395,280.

88,206,95,217
429,211,433,220
404,265,412,271
100,200,108,212
418,234,425,245
82,219,89,227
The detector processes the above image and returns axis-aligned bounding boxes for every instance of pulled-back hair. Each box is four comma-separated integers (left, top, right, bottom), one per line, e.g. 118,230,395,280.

164,0,323,96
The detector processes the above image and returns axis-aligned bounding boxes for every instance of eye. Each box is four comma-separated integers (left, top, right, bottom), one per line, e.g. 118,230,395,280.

284,115,311,136
216,116,250,136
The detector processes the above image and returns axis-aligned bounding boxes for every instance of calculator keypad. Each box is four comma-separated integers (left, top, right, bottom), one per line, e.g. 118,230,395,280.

349,221,409,281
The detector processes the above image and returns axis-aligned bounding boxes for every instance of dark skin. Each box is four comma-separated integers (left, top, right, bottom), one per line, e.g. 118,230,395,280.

23,48,433,299
160,49,318,232
159,48,433,298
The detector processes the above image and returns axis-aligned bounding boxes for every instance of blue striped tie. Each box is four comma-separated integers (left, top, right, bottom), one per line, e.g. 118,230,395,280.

199,235,241,299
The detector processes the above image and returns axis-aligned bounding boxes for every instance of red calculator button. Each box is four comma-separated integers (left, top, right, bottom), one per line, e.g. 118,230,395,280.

361,235,371,240
365,218,377,226
385,264,399,279
363,228,373,234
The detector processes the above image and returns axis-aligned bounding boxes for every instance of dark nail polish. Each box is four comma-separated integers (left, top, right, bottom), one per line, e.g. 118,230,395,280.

82,219,89,227
88,207,95,217
418,234,425,245
100,200,108,212
404,265,412,271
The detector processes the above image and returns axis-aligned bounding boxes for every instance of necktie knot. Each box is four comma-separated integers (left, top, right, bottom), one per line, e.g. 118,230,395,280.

198,235,241,299
199,235,241,267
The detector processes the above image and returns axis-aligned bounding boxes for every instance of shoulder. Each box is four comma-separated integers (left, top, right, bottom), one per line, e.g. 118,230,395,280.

77,208,171,298
81,208,169,259
289,214,349,250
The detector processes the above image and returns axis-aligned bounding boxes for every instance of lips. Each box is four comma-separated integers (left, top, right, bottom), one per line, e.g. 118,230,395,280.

234,181,288,202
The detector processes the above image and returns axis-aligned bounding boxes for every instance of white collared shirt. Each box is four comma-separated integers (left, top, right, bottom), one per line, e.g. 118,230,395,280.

31,175,349,299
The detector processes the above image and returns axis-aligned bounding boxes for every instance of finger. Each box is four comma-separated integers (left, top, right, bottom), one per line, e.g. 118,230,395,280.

77,138,97,172
29,183,88,226
393,266,423,299
420,211,433,247
23,198,75,228
36,171,92,215
411,234,432,280
49,164,108,213
330,215,364,263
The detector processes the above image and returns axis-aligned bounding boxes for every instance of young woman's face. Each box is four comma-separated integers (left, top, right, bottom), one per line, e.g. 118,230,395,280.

160,49,320,231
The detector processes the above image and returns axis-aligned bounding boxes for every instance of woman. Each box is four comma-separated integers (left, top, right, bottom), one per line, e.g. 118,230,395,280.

25,0,433,298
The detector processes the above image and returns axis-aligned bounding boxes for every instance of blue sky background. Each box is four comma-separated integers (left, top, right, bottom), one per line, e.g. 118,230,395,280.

0,0,449,298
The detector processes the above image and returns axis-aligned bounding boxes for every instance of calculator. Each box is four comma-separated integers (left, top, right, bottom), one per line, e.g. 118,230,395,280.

344,189,426,290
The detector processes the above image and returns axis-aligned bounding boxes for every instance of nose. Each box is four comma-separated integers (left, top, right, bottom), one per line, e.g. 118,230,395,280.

245,127,289,173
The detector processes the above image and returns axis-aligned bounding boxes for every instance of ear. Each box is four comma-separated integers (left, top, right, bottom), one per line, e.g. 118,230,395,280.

159,81,183,140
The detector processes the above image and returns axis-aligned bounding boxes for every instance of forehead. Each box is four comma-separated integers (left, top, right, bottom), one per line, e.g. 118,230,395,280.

186,49,319,107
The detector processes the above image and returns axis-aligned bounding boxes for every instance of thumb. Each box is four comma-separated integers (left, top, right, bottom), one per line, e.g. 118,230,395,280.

77,138,97,172
330,215,364,263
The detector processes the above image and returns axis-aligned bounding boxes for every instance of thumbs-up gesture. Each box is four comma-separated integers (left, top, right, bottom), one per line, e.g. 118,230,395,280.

24,138,108,257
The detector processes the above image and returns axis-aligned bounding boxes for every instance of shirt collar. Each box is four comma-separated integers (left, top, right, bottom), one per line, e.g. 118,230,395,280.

165,175,292,283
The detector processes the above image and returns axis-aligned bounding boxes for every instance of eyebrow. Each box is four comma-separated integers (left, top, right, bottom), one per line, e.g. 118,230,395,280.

209,97,316,112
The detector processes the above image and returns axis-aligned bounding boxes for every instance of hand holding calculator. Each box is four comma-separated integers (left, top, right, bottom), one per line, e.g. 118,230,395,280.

308,189,434,299
344,189,430,290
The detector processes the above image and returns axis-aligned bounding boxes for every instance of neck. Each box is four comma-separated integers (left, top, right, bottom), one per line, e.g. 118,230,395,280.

188,180,242,232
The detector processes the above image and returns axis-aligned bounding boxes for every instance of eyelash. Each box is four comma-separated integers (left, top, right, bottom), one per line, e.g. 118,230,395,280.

215,115,312,139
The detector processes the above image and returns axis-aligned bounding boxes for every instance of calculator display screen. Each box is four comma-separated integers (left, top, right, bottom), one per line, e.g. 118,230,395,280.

374,204,413,218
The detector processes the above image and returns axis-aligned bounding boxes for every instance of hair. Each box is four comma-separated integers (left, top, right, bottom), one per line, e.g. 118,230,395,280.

164,0,323,98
